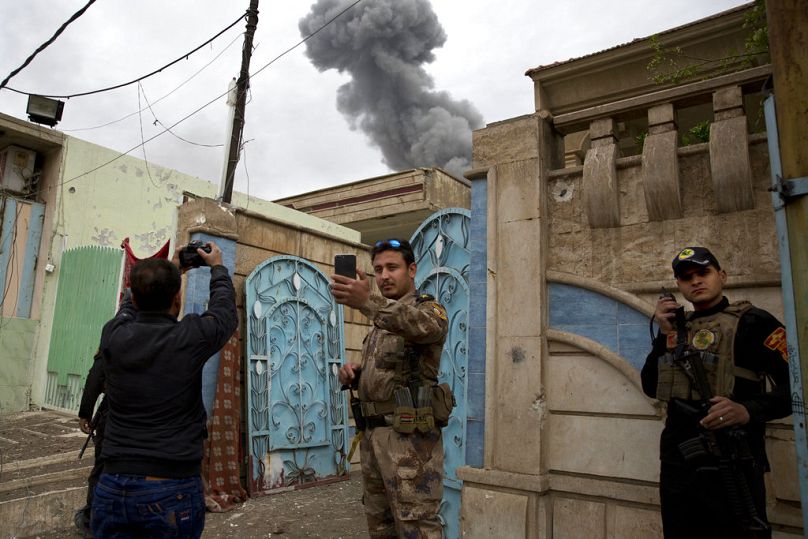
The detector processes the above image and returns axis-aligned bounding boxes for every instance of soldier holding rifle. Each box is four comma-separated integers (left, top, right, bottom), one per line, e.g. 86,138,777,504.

641,246,792,538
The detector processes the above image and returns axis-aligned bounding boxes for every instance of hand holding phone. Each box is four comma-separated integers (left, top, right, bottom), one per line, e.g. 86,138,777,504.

334,254,357,279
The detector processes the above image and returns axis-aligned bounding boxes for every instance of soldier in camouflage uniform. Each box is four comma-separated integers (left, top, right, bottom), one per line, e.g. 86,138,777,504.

331,239,449,539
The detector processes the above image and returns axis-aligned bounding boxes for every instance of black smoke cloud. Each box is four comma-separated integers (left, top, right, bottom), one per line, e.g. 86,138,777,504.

300,0,483,177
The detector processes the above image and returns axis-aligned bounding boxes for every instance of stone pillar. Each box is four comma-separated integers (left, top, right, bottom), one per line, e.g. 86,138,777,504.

642,103,682,220
177,197,239,416
458,112,561,537
582,118,620,228
709,85,754,212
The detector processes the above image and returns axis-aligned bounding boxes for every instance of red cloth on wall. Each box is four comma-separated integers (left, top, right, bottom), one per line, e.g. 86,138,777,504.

202,330,248,512
119,237,171,300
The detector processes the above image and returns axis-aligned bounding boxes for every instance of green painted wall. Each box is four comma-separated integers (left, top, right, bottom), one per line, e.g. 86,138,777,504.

29,136,360,407
0,318,37,413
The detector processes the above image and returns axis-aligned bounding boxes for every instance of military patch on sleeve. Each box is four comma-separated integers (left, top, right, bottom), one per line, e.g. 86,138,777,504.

430,303,447,321
764,326,789,362
666,333,677,350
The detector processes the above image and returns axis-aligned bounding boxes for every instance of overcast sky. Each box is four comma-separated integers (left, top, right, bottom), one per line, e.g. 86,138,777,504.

0,0,747,202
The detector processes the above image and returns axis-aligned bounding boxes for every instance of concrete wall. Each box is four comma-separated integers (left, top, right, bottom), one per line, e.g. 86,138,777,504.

175,197,372,368
458,103,801,537
0,318,37,412
26,135,359,410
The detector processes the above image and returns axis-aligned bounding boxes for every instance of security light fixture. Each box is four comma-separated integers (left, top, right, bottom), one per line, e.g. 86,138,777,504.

26,95,64,127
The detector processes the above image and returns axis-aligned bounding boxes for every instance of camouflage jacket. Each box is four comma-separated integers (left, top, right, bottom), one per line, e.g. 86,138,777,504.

357,291,448,403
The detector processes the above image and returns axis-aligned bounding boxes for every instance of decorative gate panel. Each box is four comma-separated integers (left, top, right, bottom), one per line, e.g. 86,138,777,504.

410,208,470,539
44,246,122,412
245,256,349,495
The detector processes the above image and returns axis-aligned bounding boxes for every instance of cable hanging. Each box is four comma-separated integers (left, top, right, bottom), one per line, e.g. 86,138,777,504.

2,13,246,99
40,0,366,194
0,0,98,90
64,31,244,133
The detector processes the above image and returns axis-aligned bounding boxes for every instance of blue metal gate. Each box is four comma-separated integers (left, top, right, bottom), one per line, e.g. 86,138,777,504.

410,208,470,539
244,256,350,495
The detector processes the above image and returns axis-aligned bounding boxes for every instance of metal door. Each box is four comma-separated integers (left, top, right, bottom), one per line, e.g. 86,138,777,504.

44,246,122,412
410,208,470,539
244,256,350,495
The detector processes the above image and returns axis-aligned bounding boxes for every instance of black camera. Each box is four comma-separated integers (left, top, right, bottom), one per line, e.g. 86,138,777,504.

178,241,211,269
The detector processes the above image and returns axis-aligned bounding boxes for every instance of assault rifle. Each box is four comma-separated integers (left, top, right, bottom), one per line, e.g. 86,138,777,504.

78,403,105,460
670,306,770,536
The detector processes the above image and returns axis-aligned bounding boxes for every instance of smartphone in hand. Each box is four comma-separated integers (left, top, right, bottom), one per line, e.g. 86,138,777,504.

334,254,357,278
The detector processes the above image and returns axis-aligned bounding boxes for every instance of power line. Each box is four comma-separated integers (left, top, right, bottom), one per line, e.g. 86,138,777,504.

63,31,244,133
39,0,366,194
139,82,223,148
0,0,98,90
2,13,246,99
251,0,363,80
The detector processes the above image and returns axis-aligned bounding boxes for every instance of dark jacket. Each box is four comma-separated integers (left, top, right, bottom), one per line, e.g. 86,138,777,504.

99,265,237,478
641,297,791,466
78,350,105,421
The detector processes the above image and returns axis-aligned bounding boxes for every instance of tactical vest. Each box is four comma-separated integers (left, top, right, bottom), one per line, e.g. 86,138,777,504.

357,293,452,429
656,301,760,401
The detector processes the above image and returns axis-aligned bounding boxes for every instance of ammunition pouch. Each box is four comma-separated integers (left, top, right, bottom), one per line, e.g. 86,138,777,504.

430,383,455,427
392,406,435,433
393,406,417,433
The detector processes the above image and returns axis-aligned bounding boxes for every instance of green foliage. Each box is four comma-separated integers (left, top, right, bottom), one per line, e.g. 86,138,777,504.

682,121,711,146
743,0,768,57
646,1,768,85
635,132,648,151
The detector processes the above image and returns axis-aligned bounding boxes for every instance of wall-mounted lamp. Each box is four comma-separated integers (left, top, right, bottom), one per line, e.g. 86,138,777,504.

26,95,64,127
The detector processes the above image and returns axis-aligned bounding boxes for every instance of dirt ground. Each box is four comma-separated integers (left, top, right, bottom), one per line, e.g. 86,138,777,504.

25,470,369,539
2,411,368,539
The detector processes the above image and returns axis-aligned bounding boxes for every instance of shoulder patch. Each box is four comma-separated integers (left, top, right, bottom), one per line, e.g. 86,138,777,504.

764,326,788,362
416,293,435,304
430,303,447,321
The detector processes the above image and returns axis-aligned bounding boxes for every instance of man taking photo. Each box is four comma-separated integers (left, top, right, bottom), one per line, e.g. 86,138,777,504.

92,241,237,537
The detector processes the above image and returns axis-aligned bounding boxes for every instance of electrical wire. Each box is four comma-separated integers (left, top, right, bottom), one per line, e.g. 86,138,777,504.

0,0,98,90
34,0,366,195
2,13,246,99
241,139,253,211
250,0,363,80
136,84,159,188
139,82,223,148
64,31,244,133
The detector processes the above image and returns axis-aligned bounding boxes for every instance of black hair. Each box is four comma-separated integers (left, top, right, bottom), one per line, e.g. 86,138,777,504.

130,258,181,311
371,239,415,266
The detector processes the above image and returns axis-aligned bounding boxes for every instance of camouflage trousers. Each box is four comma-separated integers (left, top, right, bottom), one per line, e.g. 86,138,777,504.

360,425,443,539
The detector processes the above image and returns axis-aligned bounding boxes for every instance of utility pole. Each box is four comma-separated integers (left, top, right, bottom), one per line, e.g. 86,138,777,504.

221,0,259,204
765,0,808,532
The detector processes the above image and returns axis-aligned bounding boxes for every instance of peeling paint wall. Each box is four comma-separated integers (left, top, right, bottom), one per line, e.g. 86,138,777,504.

29,136,360,408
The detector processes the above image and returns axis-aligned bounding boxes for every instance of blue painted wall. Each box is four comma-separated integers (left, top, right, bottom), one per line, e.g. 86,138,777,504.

183,233,237,416
548,283,651,371
466,178,487,467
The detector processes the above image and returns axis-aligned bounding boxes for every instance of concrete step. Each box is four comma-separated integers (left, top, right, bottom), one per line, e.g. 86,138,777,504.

0,410,93,538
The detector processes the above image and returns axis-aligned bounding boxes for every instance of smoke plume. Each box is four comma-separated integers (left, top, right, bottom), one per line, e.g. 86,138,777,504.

300,0,483,177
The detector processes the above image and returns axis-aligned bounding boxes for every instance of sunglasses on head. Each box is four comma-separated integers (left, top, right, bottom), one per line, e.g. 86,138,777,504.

375,239,402,248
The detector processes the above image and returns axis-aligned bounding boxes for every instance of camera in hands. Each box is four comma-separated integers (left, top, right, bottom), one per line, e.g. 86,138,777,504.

179,241,212,269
